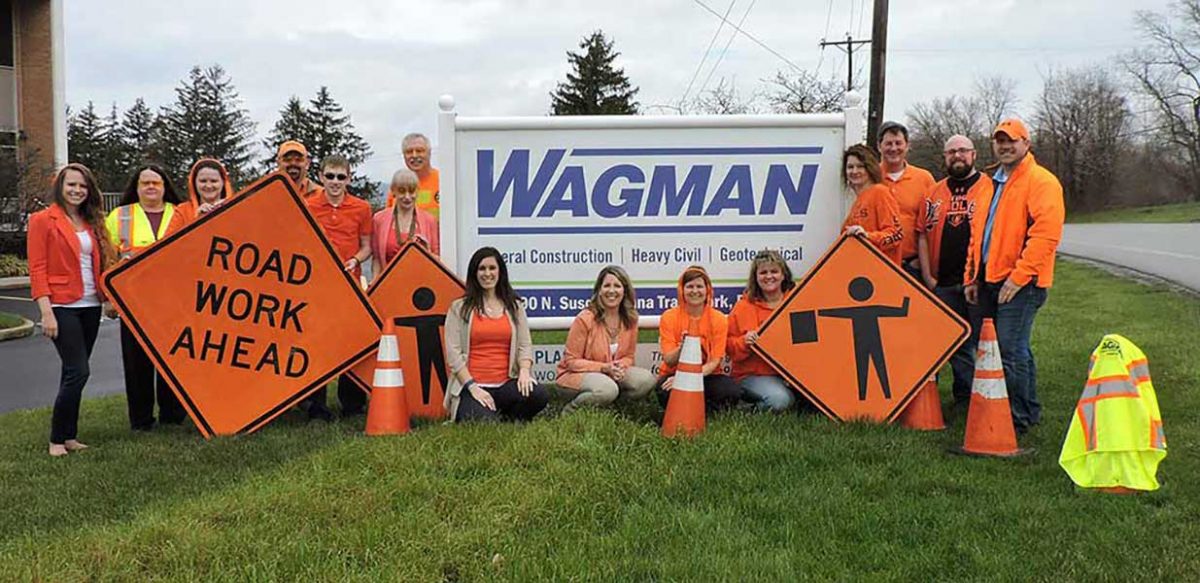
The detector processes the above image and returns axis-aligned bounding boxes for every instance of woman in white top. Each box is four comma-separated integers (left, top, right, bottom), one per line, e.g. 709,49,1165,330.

26,163,115,457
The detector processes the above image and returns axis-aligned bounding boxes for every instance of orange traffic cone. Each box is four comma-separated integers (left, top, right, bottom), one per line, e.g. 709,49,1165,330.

662,335,706,438
365,320,411,436
954,318,1031,457
898,378,946,430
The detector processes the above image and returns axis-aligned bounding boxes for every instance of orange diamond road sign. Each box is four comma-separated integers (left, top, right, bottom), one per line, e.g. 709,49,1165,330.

103,173,382,437
348,242,464,419
751,234,968,422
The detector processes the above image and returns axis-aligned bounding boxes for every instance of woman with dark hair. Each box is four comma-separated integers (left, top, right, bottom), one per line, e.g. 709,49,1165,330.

656,265,742,411
443,247,548,422
842,144,903,264
727,250,803,412
106,164,186,430
166,158,234,233
28,164,116,456
556,265,655,413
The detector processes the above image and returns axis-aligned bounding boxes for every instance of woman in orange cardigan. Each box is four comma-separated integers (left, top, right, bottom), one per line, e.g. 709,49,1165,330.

166,158,233,233
27,163,115,457
842,144,903,264
727,250,800,412
556,265,655,412
656,265,741,411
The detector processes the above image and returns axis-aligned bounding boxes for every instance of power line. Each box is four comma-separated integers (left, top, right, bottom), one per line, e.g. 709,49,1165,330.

680,0,737,105
814,0,835,77
691,0,805,73
695,0,759,98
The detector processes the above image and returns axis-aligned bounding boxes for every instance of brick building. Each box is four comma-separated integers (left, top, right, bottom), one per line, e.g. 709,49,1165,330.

2,0,65,176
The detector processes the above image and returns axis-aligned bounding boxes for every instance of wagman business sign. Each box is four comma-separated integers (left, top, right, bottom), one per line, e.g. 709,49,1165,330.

442,111,858,326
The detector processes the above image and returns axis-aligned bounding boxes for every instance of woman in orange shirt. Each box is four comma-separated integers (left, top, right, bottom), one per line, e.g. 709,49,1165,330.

842,144,903,264
727,250,801,412
443,247,548,422
556,265,655,412
166,158,233,233
370,168,440,279
656,265,741,411
27,163,115,457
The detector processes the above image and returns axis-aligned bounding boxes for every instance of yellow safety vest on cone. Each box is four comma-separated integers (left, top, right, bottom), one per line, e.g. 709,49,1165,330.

1059,334,1166,492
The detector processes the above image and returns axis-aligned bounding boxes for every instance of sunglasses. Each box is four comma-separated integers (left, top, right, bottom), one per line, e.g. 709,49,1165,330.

138,180,164,188
323,172,349,181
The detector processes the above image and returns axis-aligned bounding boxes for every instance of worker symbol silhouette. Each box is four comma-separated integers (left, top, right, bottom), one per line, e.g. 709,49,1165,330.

393,287,448,406
790,276,910,401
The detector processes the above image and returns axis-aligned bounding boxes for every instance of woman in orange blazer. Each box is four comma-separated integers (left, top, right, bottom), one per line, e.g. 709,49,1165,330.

27,163,116,457
556,265,656,412
166,158,234,233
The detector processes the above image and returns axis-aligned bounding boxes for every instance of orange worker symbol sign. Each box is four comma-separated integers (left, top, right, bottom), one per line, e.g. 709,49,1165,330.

752,234,968,422
102,173,383,437
348,242,464,419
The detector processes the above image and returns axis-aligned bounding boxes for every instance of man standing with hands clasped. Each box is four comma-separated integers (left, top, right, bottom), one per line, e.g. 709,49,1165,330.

964,119,1064,436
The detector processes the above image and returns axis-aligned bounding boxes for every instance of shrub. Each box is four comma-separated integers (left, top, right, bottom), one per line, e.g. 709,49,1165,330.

0,254,28,277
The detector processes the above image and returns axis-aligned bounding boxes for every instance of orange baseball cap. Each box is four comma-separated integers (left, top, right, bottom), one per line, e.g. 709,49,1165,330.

277,140,309,158
993,118,1030,141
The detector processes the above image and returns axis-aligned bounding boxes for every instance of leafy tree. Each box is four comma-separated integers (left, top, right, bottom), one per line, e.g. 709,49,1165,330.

550,30,639,115
766,70,844,114
262,87,379,199
156,65,257,189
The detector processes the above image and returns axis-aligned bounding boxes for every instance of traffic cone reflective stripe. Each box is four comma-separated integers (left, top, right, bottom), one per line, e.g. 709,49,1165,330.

956,318,1030,457
366,321,411,436
898,378,946,431
662,335,706,438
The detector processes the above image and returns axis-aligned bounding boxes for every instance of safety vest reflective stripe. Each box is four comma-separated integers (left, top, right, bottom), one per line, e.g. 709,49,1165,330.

1078,376,1141,451
1151,420,1166,450
1128,359,1150,384
118,205,134,259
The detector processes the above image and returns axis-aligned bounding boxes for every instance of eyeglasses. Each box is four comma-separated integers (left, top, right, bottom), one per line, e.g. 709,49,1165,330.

323,172,349,181
138,180,164,187
943,148,975,156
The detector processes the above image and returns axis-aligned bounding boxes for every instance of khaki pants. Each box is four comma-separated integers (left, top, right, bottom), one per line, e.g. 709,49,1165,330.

562,366,656,412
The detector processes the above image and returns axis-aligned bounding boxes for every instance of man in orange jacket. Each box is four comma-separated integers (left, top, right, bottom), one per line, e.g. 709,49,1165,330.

964,118,1065,435
879,121,936,278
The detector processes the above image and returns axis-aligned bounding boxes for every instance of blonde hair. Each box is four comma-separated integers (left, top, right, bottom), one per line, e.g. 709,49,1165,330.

390,168,419,193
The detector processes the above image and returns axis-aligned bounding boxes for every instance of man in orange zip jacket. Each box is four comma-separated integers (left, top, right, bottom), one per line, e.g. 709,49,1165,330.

964,118,1065,435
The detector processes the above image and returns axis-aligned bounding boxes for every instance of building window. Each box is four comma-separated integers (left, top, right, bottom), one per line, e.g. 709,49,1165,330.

0,0,13,67
1,0,14,133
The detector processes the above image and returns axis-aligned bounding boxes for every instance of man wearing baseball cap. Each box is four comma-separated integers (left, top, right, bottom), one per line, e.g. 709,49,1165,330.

964,118,1064,436
878,121,936,279
275,140,325,199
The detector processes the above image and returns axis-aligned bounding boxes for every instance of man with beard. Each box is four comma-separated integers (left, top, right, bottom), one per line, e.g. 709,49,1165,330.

917,135,991,411
402,133,440,219
276,140,324,198
878,121,936,279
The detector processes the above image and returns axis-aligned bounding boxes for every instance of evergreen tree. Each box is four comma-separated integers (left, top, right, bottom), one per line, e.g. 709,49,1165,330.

262,87,379,199
156,65,257,190
99,104,126,191
66,101,110,182
550,31,639,115
114,98,158,183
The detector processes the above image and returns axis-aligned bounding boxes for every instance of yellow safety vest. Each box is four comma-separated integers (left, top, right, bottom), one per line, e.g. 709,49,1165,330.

1059,334,1166,491
105,203,176,260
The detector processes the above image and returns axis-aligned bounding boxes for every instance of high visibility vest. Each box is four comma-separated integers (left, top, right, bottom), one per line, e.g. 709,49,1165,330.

105,203,176,261
1059,334,1166,491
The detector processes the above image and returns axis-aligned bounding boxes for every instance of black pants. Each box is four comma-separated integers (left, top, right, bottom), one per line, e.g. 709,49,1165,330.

303,374,368,415
120,321,184,429
655,374,743,412
455,379,549,423
49,306,101,444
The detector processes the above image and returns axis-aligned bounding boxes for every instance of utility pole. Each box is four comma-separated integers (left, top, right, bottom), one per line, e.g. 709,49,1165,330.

867,0,889,143
819,34,870,93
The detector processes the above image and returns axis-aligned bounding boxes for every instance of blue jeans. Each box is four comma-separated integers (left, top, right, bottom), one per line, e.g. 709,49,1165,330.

969,281,1048,430
934,284,975,404
740,375,796,412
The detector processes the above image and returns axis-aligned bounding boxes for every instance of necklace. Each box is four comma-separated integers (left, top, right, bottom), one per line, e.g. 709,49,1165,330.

603,315,620,338
483,301,505,318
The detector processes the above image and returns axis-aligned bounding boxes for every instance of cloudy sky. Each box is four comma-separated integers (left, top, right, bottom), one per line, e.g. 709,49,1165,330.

65,0,1170,184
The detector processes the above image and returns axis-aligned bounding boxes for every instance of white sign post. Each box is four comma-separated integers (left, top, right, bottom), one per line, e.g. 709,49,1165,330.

438,93,865,330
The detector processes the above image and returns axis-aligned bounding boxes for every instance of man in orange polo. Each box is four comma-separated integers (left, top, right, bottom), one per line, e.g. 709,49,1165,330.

965,118,1064,435
275,140,325,198
303,153,373,419
402,133,440,219
917,134,991,411
878,121,936,278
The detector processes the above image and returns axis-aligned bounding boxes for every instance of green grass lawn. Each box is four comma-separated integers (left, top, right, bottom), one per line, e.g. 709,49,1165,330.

1068,201,1200,224
0,310,24,329
2,260,1198,580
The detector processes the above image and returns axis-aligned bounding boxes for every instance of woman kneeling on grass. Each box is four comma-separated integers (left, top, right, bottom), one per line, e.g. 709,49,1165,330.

444,247,549,422
656,265,742,411
727,250,803,412
556,265,656,413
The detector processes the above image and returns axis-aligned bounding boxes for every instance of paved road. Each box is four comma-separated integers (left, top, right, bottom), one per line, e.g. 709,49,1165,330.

1060,224,1200,291
0,286,125,414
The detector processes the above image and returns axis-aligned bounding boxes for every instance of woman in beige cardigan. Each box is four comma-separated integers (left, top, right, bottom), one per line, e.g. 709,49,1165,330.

556,266,655,412
443,247,548,422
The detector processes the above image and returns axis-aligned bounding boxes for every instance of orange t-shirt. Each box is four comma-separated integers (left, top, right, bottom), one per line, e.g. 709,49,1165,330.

882,163,936,261
842,183,903,264
306,193,372,278
468,311,512,385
